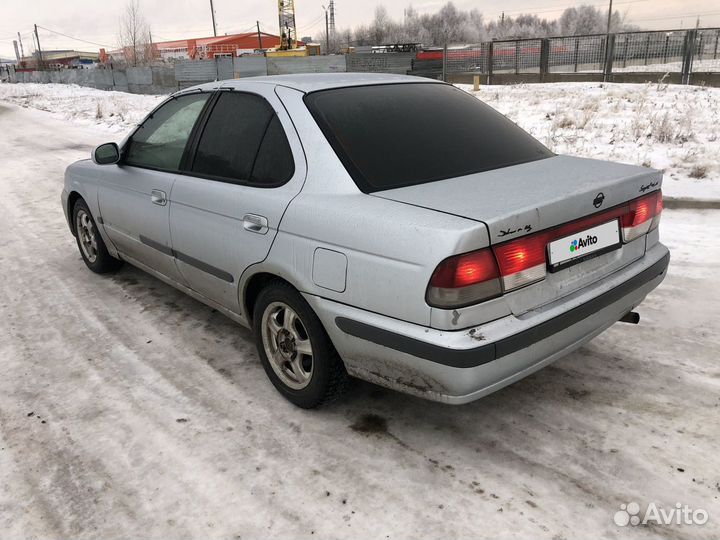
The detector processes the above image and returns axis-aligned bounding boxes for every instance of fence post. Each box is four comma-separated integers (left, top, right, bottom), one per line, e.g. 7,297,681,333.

539,38,549,82
622,35,629,68
681,29,697,85
714,30,719,60
644,33,651,65
573,38,580,72
697,33,704,61
663,35,669,63
603,33,615,82
442,41,447,82
487,41,494,85
515,41,520,75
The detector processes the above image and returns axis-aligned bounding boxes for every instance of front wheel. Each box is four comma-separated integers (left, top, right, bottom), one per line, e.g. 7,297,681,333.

253,282,348,408
73,199,123,273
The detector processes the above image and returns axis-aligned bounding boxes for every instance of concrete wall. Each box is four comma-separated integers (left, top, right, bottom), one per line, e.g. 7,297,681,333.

347,53,414,74
266,56,346,75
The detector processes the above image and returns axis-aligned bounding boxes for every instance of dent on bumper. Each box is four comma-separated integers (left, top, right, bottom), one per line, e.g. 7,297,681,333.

305,244,670,404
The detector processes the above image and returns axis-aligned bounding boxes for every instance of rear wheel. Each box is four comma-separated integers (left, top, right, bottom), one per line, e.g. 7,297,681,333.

73,199,123,274
253,282,348,408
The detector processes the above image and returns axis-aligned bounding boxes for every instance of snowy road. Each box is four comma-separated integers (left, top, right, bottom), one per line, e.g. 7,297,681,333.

1,101,719,540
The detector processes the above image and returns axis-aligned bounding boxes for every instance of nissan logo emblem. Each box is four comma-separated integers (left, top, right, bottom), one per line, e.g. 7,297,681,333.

593,192,605,208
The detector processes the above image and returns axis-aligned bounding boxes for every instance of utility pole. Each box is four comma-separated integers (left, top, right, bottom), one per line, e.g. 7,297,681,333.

17,32,24,59
328,0,336,33
256,21,263,49
500,12,505,26
606,0,613,36
209,0,217,37
325,8,330,54
33,24,43,70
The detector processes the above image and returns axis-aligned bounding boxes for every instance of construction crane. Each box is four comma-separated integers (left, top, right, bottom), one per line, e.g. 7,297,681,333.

278,0,297,50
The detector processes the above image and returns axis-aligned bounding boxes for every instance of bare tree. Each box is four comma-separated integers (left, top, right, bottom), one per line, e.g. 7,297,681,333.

117,0,153,66
339,1,642,48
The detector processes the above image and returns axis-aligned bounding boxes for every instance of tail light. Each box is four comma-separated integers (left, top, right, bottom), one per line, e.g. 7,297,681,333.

426,248,502,308
621,191,662,242
493,235,547,290
427,190,663,309
650,191,663,232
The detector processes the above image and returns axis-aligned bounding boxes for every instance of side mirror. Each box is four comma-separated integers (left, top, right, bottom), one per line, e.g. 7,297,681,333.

92,142,120,165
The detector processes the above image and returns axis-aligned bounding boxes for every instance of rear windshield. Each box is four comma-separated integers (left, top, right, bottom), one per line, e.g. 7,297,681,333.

304,83,553,193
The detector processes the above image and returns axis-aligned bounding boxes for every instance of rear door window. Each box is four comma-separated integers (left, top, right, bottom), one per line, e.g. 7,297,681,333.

304,83,552,193
124,92,209,172
191,91,294,185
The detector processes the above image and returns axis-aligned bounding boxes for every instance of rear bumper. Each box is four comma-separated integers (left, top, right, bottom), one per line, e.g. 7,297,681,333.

304,243,669,404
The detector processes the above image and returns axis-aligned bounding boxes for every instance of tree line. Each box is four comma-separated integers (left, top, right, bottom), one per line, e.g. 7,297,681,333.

319,2,638,51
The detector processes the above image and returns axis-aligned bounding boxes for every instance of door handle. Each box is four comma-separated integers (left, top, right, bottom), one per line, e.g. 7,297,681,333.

151,189,167,206
243,214,269,235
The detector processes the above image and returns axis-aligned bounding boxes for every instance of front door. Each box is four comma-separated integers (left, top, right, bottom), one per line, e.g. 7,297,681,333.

97,91,211,282
168,86,306,313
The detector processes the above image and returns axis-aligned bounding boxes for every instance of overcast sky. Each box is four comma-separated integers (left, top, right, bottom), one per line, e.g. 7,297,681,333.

1,0,719,58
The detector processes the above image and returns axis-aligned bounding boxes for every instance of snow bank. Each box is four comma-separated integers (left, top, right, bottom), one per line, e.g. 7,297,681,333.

0,82,164,133
461,82,720,200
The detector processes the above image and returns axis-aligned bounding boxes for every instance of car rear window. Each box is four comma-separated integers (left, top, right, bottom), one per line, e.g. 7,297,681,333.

304,83,553,193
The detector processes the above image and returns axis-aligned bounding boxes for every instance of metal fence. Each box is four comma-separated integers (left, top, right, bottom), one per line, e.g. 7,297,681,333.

6,27,720,92
413,27,720,81
694,28,720,72
547,35,607,73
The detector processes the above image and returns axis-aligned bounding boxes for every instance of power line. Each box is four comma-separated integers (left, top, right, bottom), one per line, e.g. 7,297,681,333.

491,0,648,18
35,25,111,48
630,10,720,23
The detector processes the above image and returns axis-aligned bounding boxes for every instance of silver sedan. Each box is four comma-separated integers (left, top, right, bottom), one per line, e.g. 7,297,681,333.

62,74,669,408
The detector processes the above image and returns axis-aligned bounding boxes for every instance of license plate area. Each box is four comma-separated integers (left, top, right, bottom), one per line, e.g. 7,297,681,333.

547,219,621,272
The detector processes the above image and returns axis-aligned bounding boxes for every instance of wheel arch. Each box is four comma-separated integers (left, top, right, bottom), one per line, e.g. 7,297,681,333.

67,190,84,236
242,271,297,325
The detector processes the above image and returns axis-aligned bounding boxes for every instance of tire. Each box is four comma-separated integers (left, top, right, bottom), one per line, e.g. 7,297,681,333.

72,198,123,274
253,281,348,408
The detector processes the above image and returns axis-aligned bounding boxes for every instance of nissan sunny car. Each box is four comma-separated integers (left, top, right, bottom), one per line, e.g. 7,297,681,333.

62,73,669,408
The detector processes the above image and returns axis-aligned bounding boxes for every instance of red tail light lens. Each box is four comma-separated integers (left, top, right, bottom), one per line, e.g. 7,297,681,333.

427,249,502,308
621,191,662,241
493,234,548,290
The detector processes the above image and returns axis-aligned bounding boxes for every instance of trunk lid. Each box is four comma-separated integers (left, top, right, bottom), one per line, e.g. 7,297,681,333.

373,155,662,315
374,155,661,242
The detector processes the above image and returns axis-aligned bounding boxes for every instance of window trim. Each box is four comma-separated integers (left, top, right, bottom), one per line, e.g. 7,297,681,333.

181,88,296,189
120,90,214,175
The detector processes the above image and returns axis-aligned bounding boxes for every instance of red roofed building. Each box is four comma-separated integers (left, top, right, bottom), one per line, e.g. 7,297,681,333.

155,32,284,60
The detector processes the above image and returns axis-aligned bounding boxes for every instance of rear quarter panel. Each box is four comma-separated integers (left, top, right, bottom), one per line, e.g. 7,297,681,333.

257,191,491,326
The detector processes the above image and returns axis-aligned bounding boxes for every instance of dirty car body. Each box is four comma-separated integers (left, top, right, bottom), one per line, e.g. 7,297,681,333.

62,74,669,405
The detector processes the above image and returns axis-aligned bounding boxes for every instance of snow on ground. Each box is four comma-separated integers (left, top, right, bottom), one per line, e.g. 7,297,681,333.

1,81,719,200
0,82,163,133
1,98,720,538
461,82,720,200
611,58,720,73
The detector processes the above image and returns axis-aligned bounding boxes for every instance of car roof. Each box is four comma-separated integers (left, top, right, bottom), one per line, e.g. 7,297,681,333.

182,72,443,94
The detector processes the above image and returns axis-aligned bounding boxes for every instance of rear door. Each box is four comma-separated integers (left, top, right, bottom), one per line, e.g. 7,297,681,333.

168,85,306,313
97,91,210,282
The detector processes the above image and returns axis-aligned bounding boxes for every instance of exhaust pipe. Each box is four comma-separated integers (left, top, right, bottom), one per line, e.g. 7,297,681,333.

619,311,640,324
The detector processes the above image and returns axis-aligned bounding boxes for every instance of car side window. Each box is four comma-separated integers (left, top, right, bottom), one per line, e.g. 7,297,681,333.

124,92,209,172
191,91,294,186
